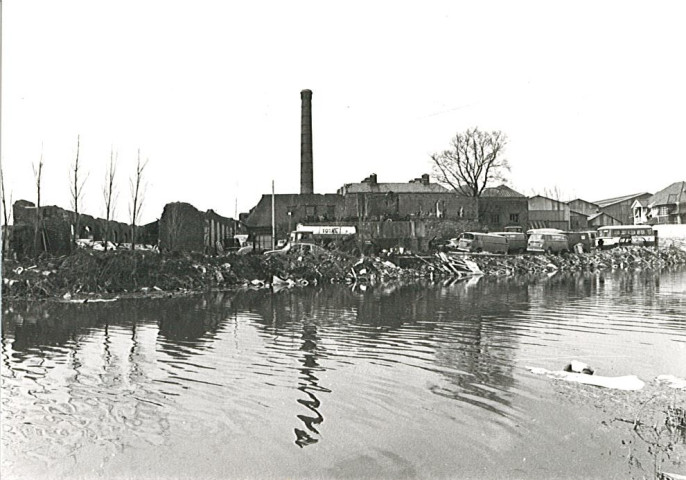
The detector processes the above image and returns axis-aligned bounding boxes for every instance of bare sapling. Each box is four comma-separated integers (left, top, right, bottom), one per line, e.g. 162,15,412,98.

129,150,147,250
32,150,44,256
69,135,87,249
1,159,12,255
103,148,118,251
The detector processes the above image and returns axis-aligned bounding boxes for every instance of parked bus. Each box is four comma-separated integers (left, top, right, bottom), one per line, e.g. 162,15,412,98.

596,225,655,249
456,232,508,254
287,224,357,249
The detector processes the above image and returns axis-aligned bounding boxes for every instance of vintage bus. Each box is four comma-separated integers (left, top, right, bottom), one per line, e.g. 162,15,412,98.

596,225,656,249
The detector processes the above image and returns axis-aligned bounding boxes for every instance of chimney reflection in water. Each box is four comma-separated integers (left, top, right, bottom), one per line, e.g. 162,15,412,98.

294,322,331,448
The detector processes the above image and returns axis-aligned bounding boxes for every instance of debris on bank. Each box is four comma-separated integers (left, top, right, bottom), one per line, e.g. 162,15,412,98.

2,245,686,300
526,364,645,391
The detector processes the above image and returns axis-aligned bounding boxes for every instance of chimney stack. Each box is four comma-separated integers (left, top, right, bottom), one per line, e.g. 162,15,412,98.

300,89,314,194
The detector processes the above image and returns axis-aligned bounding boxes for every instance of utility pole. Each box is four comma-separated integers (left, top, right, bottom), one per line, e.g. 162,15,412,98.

271,180,275,250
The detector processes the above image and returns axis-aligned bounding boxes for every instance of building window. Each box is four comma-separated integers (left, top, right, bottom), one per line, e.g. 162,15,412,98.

659,205,669,216
509,213,519,223
490,213,500,224
306,206,315,218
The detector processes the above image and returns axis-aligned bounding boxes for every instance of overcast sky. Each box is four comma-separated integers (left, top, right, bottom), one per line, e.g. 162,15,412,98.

2,1,685,224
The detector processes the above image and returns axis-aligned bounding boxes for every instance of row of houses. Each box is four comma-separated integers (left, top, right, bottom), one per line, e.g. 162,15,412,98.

532,180,686,231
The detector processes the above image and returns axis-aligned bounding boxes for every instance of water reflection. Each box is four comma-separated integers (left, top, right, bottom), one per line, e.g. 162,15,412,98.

294,322,330,447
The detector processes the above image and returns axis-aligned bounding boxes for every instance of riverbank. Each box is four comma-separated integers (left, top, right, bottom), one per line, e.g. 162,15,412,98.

2,245,686,300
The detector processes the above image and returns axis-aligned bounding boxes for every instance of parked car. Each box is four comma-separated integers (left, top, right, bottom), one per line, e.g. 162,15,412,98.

456,232,508,254
428,237,454,252
527,232,569,254
236,245,256,255
264,243,327,256
492,232,527,253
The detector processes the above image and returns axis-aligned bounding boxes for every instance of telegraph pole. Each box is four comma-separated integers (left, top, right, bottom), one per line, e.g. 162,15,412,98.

271,180,275,250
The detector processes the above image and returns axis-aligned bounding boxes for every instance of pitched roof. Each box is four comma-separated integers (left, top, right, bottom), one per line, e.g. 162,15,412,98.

342,182,449,194
588,212,620,222
593,192,652,208
648,181,686,207
567,198,599,208
528,194,568,205
481,184,526,198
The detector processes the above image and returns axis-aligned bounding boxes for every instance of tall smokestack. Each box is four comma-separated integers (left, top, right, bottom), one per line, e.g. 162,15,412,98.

300,89,314,194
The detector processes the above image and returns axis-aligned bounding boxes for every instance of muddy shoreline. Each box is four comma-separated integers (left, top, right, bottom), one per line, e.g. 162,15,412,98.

3,245,686,302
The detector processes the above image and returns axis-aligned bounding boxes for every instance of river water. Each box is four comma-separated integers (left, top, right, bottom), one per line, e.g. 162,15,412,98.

2,269,686,479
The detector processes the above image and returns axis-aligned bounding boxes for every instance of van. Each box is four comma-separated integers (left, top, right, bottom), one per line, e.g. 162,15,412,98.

492,232,527,254
565,231,596,253
456,232,508,254
527,232,569,254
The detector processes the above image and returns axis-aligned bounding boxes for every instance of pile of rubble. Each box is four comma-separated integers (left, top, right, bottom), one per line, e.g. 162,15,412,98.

3,245,686,300
468,245,686,276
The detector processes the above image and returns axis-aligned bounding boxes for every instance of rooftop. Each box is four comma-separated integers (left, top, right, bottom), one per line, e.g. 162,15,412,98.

341,182,450,194
594,192,651,208
481,184,526,198
648,181,686,207
338,173,450,195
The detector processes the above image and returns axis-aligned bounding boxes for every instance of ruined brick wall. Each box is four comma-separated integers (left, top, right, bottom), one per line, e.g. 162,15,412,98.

159,203,237,254
356,220,427,252
159,202,205,252
10,200,134,256
343,193,476,221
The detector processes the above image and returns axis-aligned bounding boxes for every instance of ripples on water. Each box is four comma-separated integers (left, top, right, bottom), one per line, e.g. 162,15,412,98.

2,269,685,479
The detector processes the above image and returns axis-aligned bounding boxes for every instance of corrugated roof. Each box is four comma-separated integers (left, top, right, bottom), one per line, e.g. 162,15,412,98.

567,198,600,208
648,181,686,207
593,192,651,208
588,212,620,222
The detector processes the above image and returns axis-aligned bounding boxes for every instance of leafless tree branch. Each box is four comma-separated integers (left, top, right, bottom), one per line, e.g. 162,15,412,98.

32,147,45,256
431,127,509,198
69,135,88,247
103,147,118,251
129,149,148,250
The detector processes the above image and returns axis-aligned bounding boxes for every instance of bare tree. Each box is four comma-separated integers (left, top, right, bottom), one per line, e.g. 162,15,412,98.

1,158,12,255
129,150,147,250
32,149,44,256
69,135,87,248
431,127,509,221
102,148,118,251
431,127,509,196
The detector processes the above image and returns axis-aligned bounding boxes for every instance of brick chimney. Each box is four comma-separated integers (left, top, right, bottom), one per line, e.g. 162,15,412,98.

362,174,378,186
300,89,314,194
421,174,430,185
